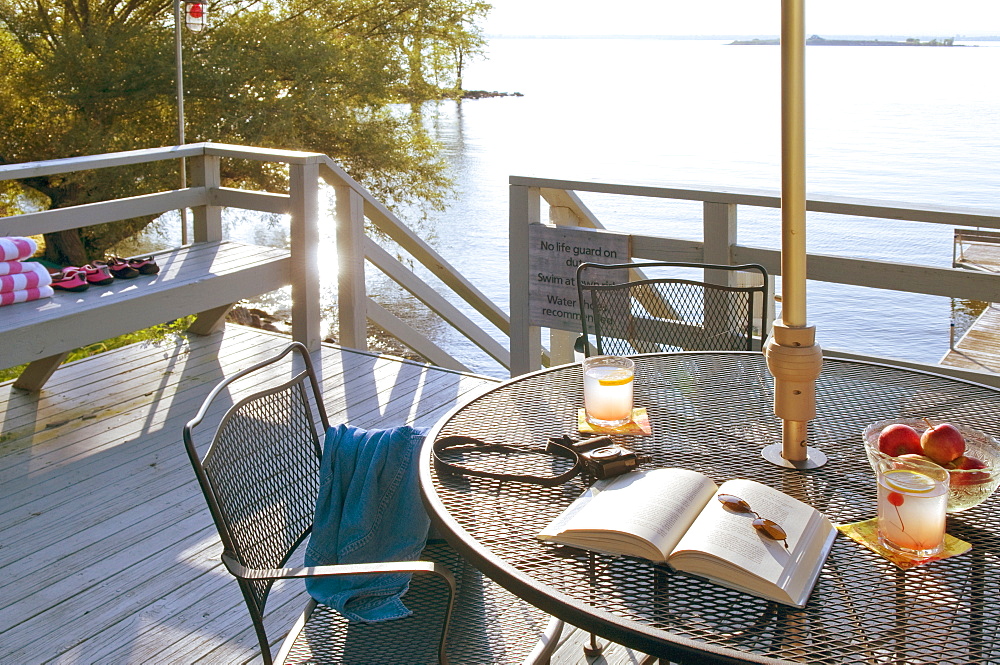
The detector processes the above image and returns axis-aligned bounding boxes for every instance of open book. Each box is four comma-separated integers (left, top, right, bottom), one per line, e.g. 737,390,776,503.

538,468,836,608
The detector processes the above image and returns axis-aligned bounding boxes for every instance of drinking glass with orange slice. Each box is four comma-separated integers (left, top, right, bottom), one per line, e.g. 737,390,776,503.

876,455,949,559
582,356,635,427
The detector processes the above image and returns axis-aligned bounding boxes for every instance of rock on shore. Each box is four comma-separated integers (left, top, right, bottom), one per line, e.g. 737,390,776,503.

461,90,524,99
227,306,423,361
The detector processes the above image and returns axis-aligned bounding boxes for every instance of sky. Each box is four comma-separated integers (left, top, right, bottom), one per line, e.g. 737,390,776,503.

482,0,1000,37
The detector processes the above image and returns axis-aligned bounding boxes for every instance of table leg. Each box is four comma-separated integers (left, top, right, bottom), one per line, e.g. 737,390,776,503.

891,567,907,665
583,551,606,656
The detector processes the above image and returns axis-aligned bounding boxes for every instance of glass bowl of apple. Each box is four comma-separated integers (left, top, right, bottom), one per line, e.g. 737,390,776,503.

863,418,1000,512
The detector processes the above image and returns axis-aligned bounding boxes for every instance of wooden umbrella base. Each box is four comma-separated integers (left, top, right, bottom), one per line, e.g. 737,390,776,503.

764,322,827,469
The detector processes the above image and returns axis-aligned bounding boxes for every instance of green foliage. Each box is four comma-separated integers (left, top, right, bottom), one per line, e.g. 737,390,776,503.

0,317,196,383
0,0,491,262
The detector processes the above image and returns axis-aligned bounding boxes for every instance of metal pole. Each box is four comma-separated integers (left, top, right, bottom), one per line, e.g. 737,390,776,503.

762,0,826,470
780,0,806,330
174,0,189,245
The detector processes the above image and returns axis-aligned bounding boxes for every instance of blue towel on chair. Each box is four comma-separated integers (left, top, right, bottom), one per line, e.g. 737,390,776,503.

304,424,431,622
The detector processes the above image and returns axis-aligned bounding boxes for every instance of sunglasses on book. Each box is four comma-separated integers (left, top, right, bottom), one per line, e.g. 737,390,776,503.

717,494,789,549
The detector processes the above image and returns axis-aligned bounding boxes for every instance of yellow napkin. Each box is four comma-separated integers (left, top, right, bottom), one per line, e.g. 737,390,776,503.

836,518,971,570
577,408,652,436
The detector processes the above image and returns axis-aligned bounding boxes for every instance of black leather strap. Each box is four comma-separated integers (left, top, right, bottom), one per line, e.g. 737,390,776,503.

432,435,583,487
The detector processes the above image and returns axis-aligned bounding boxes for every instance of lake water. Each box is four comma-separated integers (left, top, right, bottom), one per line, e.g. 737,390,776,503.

185,38,1000,379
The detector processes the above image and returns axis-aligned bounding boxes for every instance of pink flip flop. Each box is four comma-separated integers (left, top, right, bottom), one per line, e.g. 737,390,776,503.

51,268,90,292
82,263,115,285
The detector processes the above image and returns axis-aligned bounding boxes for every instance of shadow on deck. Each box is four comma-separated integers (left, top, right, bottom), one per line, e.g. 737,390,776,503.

0,325,648,664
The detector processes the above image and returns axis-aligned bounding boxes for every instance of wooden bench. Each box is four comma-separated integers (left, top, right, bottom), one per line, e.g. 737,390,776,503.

955,228,1000,245
954,228,1000,273
1,240,291,390
0,143,328,391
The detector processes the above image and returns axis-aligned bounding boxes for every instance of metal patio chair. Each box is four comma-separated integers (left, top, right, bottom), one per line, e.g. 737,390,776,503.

576,261,769,357
183,342,562,664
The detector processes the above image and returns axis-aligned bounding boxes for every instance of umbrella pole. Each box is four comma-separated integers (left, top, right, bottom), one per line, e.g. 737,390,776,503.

762,0,826,470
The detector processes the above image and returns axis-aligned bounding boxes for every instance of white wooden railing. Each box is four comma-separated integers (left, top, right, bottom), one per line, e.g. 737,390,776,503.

509,176,1000,387
0,143,509,374
4,145,1000,388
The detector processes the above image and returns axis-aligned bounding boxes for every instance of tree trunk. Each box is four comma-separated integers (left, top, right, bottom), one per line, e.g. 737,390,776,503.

42,229,88,267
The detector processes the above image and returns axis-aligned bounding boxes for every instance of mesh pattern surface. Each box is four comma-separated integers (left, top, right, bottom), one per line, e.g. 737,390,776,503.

193,359,554,664
427,353,1000,664
204,381,322,610
578,264,767,355
282,542,554,664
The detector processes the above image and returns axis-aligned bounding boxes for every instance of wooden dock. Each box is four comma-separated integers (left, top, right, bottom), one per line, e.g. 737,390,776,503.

941,304,1000,375
941,230,1000,374
954,228,1000,274
0,325,650,664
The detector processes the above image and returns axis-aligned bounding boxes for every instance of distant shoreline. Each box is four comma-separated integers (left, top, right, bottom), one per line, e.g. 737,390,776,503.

482,34,999,42
731,35,962,46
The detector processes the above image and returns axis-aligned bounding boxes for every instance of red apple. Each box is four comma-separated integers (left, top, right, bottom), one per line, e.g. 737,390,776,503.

920,419,966,465
878,423,923,456
948,455,987,470
947,455,991,486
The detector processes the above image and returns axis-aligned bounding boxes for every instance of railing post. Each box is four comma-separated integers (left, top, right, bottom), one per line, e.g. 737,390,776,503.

335,183,368,351
703,201,741,344
703,201,737,270
189,153,222,243
510,184,542,376
289,161,322,351
703,200,774,342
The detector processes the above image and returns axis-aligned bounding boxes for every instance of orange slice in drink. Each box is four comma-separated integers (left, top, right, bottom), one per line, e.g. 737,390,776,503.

597,369,633,386
884,469,938,494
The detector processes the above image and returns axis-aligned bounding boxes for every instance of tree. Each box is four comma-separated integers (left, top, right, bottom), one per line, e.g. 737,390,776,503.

388,0,491,100
0,0,491,265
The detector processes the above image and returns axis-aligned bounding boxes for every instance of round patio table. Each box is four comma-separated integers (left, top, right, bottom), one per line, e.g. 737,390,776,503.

419,352,1000,664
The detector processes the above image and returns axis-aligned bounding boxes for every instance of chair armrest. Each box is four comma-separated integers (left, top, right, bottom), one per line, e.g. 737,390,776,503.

223,551,459,662
222,552,456,589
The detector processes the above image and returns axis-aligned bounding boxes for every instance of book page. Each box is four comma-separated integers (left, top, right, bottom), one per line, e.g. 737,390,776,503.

669,478,827,585
538,468,719,560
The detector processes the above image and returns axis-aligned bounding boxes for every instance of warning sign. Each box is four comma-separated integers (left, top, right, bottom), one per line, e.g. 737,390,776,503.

527,225,630,331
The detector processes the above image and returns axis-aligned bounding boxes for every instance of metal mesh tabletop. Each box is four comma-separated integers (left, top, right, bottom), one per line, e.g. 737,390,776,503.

420,352,1000,665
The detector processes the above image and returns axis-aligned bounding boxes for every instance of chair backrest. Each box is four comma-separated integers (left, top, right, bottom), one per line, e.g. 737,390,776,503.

183,342,329,656
576,261,769,356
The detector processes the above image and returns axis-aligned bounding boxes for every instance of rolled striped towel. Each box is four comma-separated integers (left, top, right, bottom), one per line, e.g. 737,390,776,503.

0,237,39,262
0,285,54,307
0,270,53,293
0,260,50,276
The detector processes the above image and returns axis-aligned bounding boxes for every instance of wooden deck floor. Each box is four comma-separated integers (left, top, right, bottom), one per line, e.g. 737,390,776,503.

0,325,651,664
955,239,1000,274
942,238,1000,374
941,303,1000,375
